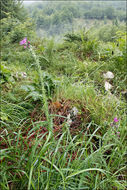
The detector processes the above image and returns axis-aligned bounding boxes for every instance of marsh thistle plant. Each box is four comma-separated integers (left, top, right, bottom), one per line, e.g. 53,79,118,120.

19,38,52,132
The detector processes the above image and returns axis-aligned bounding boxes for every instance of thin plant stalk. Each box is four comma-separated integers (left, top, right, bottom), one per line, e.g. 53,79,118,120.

29,45,52,132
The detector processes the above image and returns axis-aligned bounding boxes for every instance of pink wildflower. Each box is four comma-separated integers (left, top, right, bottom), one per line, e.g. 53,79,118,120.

24,46,27,49
28,41,30,44
114,117,119,123
20,37,27,45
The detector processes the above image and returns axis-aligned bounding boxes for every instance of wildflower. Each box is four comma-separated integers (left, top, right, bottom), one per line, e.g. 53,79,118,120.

114,117,119,123
21,72,27,78
19,38,31,49
72,107,78,116
20,37,27,45
104,81,112,91
103,71,114,79
67,114,72,126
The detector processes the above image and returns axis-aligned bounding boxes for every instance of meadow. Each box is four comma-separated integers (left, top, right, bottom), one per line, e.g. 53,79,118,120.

0,1,127,190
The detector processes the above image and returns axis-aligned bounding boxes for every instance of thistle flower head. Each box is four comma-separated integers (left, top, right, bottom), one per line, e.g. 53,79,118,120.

20,37,27,45
114,117,119,122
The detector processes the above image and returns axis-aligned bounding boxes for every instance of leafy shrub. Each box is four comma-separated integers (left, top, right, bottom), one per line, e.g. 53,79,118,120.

63,31,99,59
64,32,88,42
1,15,35,44
0,62,12,84
10,19,35,43
20,72,57,101
82,39,98,58
1,44,35,67
20,84,42,101
42,72,56,96
98,25,119,42
0,15,18,38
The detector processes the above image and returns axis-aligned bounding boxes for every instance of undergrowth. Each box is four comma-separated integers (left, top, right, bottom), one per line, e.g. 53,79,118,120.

0,20,127,190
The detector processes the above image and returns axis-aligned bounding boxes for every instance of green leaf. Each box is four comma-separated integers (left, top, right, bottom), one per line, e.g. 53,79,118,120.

66,168,107,179
20,85,35,92
25,91,42,101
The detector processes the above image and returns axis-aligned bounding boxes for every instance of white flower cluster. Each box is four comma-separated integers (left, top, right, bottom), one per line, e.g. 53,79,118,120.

66,107,79,126
103,71,114,91
15,72,27,79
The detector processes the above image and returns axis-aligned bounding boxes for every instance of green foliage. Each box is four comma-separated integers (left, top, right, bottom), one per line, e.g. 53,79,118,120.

112,32,126,71
0,115,126,189
0,6,126,189
34,72,57,97
64,33,88,42
98,24,119,42
63,30,99,60
0,62,12,84
83,3,126,21
42,72,56,96
82,39,98,58
1,15,18,38
20,72,56,101
20,85,42,101
0,0,27,21
1,16,35,43
36,14,51,30
10,19,34,43
25,1,126,38
98,30,126,74
43,39,55,65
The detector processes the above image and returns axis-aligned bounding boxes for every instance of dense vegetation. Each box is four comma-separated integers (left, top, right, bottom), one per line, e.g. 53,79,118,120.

0,1,127,190
25,1,126,37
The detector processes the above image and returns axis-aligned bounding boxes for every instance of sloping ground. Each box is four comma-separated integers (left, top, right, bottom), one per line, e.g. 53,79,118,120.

0,23,126,189
30,99,90,135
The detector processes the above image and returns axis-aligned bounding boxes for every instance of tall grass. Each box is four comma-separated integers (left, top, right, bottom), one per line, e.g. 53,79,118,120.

0,27,126,190
0,119,126,189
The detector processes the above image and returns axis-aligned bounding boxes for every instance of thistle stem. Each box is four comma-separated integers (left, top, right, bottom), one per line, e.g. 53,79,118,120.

30,46,52,131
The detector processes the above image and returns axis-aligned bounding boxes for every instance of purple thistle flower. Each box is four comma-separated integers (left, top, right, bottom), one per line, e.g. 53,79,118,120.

114,117,119,123
20,37,27,45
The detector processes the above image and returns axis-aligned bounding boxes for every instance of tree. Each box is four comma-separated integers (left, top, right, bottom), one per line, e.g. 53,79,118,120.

0,0,27,21
104,7,115,19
